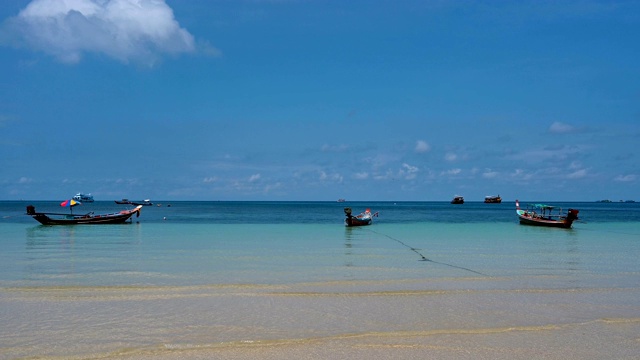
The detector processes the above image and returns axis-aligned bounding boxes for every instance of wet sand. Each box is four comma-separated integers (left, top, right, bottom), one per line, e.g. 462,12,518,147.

3,280,640,359
112,320,640,360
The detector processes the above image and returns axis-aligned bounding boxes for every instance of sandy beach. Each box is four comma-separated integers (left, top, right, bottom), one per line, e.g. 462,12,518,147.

110,320,640,360
3,279,640,360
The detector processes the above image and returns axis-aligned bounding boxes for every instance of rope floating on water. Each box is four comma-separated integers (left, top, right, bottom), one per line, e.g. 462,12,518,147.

367,228,488,276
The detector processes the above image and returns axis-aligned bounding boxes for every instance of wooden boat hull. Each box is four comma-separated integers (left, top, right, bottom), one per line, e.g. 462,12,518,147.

517,213,575,228
515,200,578,229
28,205,142,225
343,207,376,227
345,217,372,227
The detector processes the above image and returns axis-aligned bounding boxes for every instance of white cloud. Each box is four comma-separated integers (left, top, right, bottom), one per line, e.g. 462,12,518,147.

568,161,582,170
614,174,636,182
415,140,431,153
510,169,533,181
482,169,499,179
400,163,419,179
353,172,369,180
507,144,585,164
319,171,343,183
548,121,575,134
18,177,33,184
444,152,457,161
373,169,394,181
197,39,222,57
566,168,587,179
441,168,461,176
248,173,261,182
2,0,198,65
402,163,418,172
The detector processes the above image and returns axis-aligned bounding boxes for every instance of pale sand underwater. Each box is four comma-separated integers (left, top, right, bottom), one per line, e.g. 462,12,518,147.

3,278,640,359
112,320,640,360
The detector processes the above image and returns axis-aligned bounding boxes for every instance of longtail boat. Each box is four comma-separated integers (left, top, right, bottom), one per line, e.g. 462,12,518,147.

515,200,579,229
26,205,143,225
344,207,378,227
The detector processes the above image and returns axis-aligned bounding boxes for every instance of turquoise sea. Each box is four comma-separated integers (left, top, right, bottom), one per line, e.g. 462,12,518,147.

1,200,639,359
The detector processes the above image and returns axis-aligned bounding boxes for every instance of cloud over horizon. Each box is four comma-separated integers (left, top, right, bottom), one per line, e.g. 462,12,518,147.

548,122,577,134
414,140,431,153
1,0,197,65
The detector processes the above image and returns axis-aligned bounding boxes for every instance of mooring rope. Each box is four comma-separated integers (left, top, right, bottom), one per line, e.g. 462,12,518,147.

367,228,488,276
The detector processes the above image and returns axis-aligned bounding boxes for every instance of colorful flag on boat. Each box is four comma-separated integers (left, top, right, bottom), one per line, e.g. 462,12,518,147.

60,199,80,207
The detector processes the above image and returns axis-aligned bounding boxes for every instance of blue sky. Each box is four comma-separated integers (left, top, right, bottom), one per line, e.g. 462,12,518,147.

1,0,638,202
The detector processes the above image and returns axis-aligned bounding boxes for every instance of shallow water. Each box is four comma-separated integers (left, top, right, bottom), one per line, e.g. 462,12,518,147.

1,201,639,359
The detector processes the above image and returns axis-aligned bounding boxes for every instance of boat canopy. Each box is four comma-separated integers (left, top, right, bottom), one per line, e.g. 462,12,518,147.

529,203,555,210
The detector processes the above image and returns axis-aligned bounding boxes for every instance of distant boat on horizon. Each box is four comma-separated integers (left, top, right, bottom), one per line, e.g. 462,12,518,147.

484,195,502,203
451,196,464,204
115,199,153,206
73,193,94,202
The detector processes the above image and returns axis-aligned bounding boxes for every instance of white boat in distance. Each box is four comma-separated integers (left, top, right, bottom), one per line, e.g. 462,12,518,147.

73,193,94,202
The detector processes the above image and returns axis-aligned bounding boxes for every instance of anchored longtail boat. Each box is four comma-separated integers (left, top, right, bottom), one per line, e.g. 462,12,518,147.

515,200,579,229
344,207,378,227
26,204,143,225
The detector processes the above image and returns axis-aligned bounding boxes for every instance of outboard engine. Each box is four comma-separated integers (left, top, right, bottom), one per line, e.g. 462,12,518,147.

26,205,36,215
344,207,352,218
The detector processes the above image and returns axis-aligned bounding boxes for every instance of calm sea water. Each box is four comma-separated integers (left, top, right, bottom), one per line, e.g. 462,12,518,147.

1,201,639,359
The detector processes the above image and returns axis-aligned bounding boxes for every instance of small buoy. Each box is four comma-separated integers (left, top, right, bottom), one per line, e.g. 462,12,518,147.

163,217,167,220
